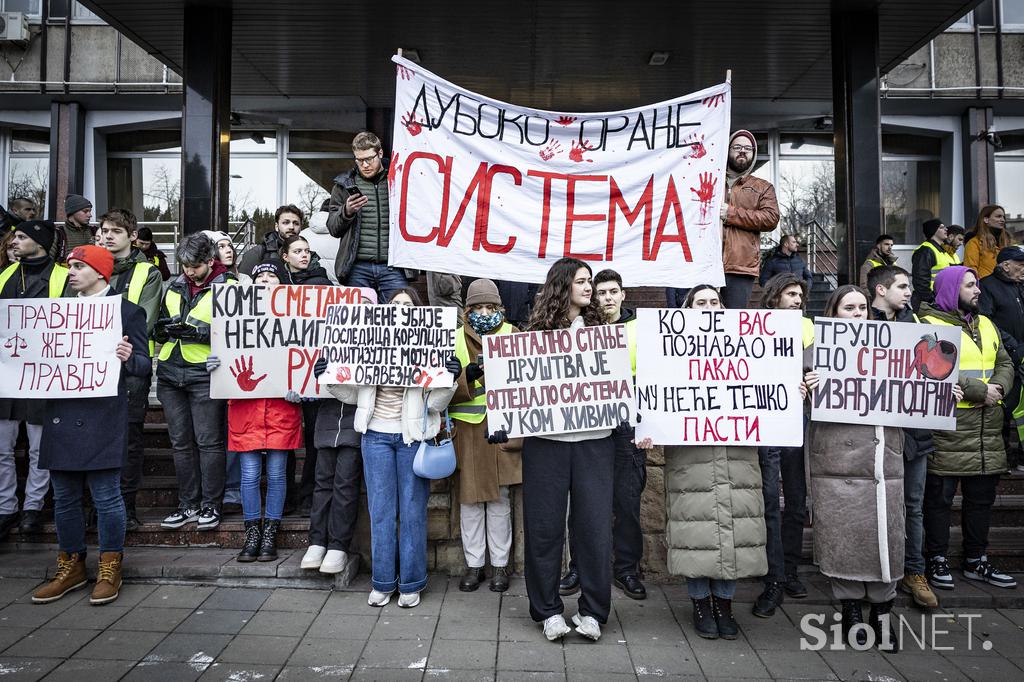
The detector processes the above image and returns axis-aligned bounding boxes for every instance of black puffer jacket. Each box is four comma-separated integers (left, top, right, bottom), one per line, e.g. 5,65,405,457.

313,399,359,450
979,267,1024,365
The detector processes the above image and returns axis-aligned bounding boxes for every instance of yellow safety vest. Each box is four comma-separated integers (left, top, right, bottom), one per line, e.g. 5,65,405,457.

914,241,960,289
801,316,814,349
624,318,638,376
450,322,514,424
122,262,156,355
922,314,999,409
158,286,214,365
0,262,69,298
865,258,883,269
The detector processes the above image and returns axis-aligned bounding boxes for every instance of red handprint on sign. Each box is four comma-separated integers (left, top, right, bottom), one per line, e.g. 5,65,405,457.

702,94,726,108
690,172,717,225
230,356,267,392
401,111,424,136
539,140,562,161
397,64,415,80
569,140,595,163
554,116,577,126
335,366,352,383
683,133,707,159
388,153,402,194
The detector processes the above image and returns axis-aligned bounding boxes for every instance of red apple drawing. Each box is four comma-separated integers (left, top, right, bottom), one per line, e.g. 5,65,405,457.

915,334,957,380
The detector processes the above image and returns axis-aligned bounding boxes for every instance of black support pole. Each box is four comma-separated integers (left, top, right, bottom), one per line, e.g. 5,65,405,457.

961,106,996,225
47,101,86,222
831,9,883,285
180,2,231,235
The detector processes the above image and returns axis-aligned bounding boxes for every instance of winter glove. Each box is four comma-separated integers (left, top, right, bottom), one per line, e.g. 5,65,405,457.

165,322,205,342
153,316,178,344
285,390,302,404
313,357,329,379
612,420,632,436
465,362,484,384
445,356,463,381
487,429,509,445
205,355,221,373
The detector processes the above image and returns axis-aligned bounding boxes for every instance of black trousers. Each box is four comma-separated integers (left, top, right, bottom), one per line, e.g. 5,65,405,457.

522,435,615,624
308,445,363,551
758,445,807,582
119,373,152,505
923,472,1000,560
299,401,321,503
568,429,647,578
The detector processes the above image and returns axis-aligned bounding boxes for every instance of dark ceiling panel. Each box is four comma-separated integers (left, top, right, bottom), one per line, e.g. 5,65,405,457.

83,0,980,110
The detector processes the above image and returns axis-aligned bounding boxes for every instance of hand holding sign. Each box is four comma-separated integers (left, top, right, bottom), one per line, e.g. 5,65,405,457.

230,355,267,392
115,336,132,363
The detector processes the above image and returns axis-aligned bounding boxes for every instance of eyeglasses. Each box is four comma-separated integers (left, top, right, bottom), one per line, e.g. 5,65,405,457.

730,145,754,153
355,155,379,166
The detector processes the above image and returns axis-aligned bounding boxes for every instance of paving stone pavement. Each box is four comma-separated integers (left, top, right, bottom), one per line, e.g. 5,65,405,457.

0,565,1022,680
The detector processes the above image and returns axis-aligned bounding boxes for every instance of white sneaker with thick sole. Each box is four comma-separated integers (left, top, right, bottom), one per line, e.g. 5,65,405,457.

542,614,571,641
367,589,393,607
319,550,348,574
572,613,601,641
300,545,326,570
398,592,421,608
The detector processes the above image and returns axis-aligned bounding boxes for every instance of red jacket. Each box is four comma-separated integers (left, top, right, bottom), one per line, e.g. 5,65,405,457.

228,398,303,452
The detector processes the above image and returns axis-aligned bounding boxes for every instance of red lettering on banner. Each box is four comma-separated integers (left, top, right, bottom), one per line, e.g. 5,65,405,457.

287,347,321,394
607,176,653,261
472,165,520,254
563,174,609,261
399,151,450,243
645,177,692,261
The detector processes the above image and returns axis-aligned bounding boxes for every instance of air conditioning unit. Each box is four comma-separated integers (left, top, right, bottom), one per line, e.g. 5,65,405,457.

0,12,29,42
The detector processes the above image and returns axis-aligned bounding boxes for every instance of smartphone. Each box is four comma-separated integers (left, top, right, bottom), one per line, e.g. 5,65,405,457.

348,186,363,198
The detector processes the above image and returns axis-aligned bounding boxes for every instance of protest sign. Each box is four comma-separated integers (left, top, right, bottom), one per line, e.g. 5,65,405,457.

810,318,960,430
318,305,457,388
0,297,122,398
387,55,730,288
210,283,376,399
482,325,635,438
634,309,804,446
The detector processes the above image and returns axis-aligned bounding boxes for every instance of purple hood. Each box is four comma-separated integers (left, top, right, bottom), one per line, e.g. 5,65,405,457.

933,265,977,317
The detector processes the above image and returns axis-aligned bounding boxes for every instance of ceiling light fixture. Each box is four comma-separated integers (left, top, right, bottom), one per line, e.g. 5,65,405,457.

648,51,670,66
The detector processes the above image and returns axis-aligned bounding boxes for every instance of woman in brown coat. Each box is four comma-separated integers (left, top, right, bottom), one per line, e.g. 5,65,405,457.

450,279,522,593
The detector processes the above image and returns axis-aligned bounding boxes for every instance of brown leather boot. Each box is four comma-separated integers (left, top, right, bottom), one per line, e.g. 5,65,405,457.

90,552,123,605
32,552,87,604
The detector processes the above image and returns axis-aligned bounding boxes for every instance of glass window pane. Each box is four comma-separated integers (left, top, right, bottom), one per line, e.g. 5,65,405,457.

286,159,346,219
107,129,181,153
8,157,48,213
142,158,180,222
289,130,356,154
4,0,41,16
48,0,69,19
229,157,278,224
776,160,836,240
11,129,49,153
882,134,942,157
230,130,277,152
975,0,996,26
780,133,833,155
72,1,99,20
996,159,1024,221
882,160,941,243
1005,0,1024,24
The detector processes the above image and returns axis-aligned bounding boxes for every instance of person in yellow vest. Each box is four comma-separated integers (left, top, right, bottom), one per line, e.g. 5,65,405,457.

450,279,522,593
559,269,647,601
858,234,896,288
911,218,959,312
155,234,236,532
100,208,163,532
0,220,69,540
920,266,1017,590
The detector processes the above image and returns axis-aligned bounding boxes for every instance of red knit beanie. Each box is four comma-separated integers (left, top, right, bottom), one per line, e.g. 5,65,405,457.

67,245,114,282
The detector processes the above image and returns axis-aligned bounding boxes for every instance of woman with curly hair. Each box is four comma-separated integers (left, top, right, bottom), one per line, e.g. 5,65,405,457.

964,205,1010,279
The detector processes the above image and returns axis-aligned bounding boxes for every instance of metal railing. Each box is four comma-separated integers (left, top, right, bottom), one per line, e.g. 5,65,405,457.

805,219,840,290
139,220,255,275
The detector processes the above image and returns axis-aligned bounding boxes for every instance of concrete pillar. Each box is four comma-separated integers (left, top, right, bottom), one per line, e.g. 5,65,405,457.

180,2,231,235
961,106,996,225
831,9,883,285
47,101,86,222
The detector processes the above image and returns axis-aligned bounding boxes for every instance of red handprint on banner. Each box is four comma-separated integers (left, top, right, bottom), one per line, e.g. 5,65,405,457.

569,139,595,163
335,366,352,383
397,64,415,80
690,172,717,225
554,116,577,126
539,140,563,161
387,153,402,194
401,111,424,136
683,133,707,159
230,356,267,392
702,94,726,108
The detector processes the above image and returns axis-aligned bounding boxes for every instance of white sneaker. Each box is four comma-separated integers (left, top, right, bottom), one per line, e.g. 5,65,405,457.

300,545,326,570
542,614,571,641
572,613,601,641
319,550,348,574
367,589,393,607
398,592,421,608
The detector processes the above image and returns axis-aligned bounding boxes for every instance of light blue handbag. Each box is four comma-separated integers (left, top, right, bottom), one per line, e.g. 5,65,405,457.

413,403,457,480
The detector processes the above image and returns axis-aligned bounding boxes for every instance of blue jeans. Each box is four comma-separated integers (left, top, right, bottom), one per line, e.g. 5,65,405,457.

51,469,125,554
224,451,241,505
687,578,737,600
362,430,429,594
758,445,807,582
903,454,928,574
240,450,288,521
346,261,409,303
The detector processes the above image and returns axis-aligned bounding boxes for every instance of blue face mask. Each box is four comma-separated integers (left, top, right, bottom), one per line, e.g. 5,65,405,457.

468,310,504,335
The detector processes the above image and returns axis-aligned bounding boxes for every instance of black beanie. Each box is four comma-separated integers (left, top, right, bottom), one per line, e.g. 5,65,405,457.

250,259,291,284
15,220,55,253
922,218,944,239
64,194,92,216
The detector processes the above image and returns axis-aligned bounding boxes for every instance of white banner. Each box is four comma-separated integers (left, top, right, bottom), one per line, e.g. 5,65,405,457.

483,325,635,438
210,283,376,399
810,318,961,430
0,297,122,398
634,309,804,446
387,56,730,287
318,305,457,388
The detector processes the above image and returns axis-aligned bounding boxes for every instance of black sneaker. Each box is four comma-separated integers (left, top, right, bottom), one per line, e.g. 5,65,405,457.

784,574,808,598
18,510,42,533
0,512,19,540
962,556,1018,589
161,506,200,529
752,581,785,618
614,574,647,600
196,507,221,531
926,556,955,590
125,508,140,533
559,568,580,596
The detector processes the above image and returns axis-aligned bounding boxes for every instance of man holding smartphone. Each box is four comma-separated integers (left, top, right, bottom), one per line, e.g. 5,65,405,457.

326,131,409,301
